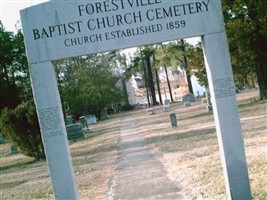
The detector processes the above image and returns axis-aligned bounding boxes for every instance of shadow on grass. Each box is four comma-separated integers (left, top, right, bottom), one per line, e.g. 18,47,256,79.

69,125,119,143
238,99,266,109
88,143,118,156
180,111,214,121
0,180,27,189
150,127,216,142
0,159,38,172
148,127,216,152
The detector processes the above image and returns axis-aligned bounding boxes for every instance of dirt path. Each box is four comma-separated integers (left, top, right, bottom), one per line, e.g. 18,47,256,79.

109,116,183,200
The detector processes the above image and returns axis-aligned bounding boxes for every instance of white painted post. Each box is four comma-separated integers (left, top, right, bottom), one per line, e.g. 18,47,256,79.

30,61,79,200
202,31,252,200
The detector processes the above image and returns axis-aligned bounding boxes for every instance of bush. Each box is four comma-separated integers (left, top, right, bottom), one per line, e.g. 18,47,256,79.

121,104,134,111
0,102,45,160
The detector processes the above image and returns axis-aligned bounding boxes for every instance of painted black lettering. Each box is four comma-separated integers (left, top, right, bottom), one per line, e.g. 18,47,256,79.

41,28,49,38
33,29,40,40
195,2,203,12
202,0,210,11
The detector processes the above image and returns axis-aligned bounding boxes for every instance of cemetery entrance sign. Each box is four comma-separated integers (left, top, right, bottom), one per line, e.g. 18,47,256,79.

21,0,224,63
20,0,252,199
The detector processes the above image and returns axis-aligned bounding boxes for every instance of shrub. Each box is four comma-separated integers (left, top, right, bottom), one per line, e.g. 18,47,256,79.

121,104,134,111
0,101,45,160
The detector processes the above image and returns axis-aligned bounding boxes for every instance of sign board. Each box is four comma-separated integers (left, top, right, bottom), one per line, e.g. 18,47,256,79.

21,0,224,63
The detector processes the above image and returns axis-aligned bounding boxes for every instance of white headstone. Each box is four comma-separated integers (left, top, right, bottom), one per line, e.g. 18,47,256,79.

86,115,97,125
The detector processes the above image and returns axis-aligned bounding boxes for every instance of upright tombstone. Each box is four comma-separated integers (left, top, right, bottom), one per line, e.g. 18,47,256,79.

163,99,171,112
0,134,5,145
20,0,251,199
79,116,89,133
86,115,97,125
66,124,84,140
10,145,18,154
182,93,196,103
169,113,177,128
66,115,75,125
100,108,108,120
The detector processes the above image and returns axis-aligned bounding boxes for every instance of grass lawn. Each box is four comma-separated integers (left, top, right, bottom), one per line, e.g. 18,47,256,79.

0,89,266,199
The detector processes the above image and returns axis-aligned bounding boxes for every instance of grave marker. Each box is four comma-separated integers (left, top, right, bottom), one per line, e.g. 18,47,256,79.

20,0,251,199
170,113,177,128
86,114,97,125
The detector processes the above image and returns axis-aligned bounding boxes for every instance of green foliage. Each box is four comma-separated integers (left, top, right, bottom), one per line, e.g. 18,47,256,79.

0,102,45,160
0,21,32,111
55,52,123,118
187,45,208,87
121,104,134,111
222,0,267,99
156,41,195,93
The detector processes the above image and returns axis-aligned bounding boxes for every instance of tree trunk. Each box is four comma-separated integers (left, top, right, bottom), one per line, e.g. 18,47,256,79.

155,68,163,105
247,1,267,100
256,61,267,100
146,56,157,105
141,50,151,106
122,77,130,105
164,64,174,102
181,39,194,94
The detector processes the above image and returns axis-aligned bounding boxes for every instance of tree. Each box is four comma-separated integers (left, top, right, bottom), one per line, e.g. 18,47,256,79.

0,22,31,111
155,44,174,102
223,0,267,99
186,44,208,87
141,46,158,105
0,101,45,160
126,47,159,106
157,40,195,94
0,22,44,159
0,22,21,110
55,52,123,119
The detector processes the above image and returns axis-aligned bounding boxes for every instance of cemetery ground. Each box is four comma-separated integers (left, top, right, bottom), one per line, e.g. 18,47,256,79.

0,89,266,200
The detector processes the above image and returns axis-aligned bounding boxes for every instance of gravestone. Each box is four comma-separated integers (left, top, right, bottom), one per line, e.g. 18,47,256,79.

86,115,97,125
206,104,213,111
79,116,90,133
66,124,84,141
0,134,5,144
100,108,108,120
182,93,195,103
163,104,171,112
164,99,171,105
205,88,213,111
169,113,177,128
20,0,251,199
66,115,75,125
146,108,155,115
184,102,191,107
202,98,208,103
11,145,18,154
163,99,171,112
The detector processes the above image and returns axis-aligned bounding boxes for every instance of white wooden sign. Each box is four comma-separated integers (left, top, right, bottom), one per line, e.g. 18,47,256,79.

20,0,252,200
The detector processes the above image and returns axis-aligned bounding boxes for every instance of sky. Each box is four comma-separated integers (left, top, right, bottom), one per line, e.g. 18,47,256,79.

0,0,48,32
